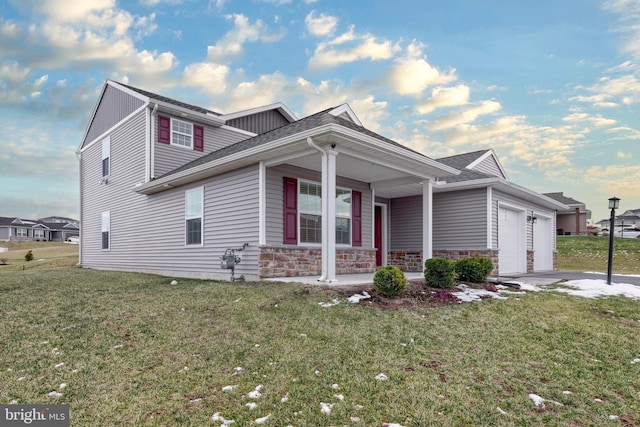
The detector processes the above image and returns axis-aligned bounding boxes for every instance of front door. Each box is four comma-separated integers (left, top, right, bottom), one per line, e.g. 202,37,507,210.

375,205,383,266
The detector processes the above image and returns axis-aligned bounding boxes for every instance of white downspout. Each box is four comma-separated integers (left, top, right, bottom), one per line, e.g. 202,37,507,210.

307,137,328,282
150,103,158,181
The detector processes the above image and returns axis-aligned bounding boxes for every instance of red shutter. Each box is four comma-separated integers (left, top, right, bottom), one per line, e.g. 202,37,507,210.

283,177,298,245
193,125,204,152
352,190,362,247
158,115,170,144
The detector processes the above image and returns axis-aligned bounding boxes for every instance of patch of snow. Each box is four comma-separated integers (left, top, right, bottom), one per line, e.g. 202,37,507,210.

347,291,371,303
300,333,307,337
550,279,640,300
280,393,289,403
331,383,339,390
171,280,178,285
320,402,334,415
382,423,406,427
254,414,271,424
182,366,189,371
9,400,18,405
594,398,604,403
48,391,63,398
222,385,238,392
319,299,340,307
609,415,619,420
351,416,361,422
113,344,124,349
6,368,12,372
248,384,263,399
375,373,388,381
17,377,25,381
453,284,508,302
529,393,563,408
59,383,67,390
54,362,64,369
630,358,640,364
246,402,257,410
211,412,235,426
562,390,574,395
315,370,321,376
334,394,344,401
189,398,202,403
496,407,507,415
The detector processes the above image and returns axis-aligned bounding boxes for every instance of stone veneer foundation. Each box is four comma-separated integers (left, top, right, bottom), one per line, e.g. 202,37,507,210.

258,246,376,278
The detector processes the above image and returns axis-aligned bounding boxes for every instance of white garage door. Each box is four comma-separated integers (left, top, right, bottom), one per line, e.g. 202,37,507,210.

498,206,525,275
534,216,552,271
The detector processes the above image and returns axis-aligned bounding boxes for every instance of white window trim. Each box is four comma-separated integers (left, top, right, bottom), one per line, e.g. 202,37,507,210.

171,118,194,149
34,229,45,238
298,180,352,247
16,228,28,237
101,211,110,251
102,136,111,178
185,187,204,246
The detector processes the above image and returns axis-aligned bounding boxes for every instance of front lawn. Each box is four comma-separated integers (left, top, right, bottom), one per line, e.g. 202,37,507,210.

1,268,638,426
556,235,640,274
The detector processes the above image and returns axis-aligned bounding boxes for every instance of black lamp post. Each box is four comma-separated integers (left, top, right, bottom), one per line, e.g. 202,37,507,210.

606,196,620,285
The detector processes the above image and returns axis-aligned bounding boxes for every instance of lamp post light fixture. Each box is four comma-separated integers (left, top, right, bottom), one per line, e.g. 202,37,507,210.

606,196,620,285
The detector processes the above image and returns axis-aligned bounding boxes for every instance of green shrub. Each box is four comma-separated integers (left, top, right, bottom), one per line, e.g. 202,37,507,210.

455,257,494,283
424,257,455,288
373,265,407,298
24,250,34,262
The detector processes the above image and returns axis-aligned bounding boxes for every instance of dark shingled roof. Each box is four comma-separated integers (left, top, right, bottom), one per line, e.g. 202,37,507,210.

436,149,490,170
542,192,584,206
159,107,435,179
116,81,222,116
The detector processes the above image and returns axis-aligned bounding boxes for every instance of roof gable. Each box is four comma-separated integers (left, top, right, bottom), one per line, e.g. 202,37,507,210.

437,149,507,179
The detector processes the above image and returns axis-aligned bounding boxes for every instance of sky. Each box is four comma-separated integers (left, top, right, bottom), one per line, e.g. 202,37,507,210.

0,0,639,223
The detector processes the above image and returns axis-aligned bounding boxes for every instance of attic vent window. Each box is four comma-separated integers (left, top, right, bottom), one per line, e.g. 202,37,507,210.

172,119,193,148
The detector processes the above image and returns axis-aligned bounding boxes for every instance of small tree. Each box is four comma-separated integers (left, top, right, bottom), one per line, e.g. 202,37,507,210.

24,250,34,262
424,257,455,289
374,265,407,298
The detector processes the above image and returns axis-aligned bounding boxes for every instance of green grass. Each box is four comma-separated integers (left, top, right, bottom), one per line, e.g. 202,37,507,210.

557,235,640,274
0,242,78,272
1,268,639,426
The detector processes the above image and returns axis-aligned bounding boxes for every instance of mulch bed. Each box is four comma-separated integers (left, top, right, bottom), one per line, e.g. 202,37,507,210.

317,279,500,310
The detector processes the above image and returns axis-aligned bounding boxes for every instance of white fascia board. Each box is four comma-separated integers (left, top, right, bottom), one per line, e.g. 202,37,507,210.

220,124,257,137
329,104,362,126
436,178,569,210
220,102,298,123
466,148,509,179
333,125,459,177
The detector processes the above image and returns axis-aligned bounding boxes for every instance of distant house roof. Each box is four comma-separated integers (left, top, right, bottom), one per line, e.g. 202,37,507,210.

543,192,584,206
0,216,79,231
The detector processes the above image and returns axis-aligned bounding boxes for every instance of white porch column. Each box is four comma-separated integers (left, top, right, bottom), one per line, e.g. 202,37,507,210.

422,179,433,264
258,161,266,246
325,149,338,282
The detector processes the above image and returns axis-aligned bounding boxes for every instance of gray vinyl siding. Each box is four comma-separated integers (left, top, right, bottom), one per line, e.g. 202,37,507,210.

491,189,556,251
474,156,504,178
82,103,261,278
0,228,8,240
266,164,373,248
389,195,422,250
432,189,488,249
226,110,290,134
154,117,248,177
83,85,145,147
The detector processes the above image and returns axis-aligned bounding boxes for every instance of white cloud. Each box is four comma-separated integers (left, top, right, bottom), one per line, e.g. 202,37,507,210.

305,11,337,37
207,14,285,63
384,40,456,95
182,62,229,96
428,100,501,131
416,84,470,114
562,112,616,127
308,26,400,69
349,96,389,132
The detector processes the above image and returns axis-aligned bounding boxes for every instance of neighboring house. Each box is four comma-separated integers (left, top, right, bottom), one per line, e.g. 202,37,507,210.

78,80,566,281
433,150,567,275
542,192,591,236
0,216,79,242
598,208,640,231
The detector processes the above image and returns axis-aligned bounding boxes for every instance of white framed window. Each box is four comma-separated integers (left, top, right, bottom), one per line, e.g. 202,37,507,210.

101,211,110,250
185,187,203,245
34,229,45,239
16,228,27,237
298,181,351,245
102,136,110,177
172,118,193,148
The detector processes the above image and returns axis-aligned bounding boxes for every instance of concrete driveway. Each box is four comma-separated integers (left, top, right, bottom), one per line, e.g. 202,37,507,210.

500,271,640,286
